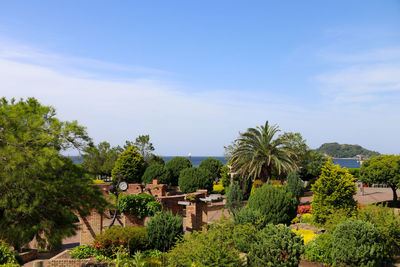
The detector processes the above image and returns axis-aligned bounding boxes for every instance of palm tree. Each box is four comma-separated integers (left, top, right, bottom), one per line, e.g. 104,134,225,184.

230,121,298,183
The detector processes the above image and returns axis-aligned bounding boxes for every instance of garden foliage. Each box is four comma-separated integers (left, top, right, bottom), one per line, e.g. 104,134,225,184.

164,157,192,186
146,211,183,252
234,207,266,229
70,245,97,259
247,224,304,267
225,183,243,215
199,157,223,179
311,159,358,224
141,163,172,185
178,167,213,193
331,219,388,266
220,165,231,189
304,233,333,266
245,184,297,225
232,223,258,253
0,242,17,265
117,193,161,219
93,226,148,257
112,146,146,183
286,171,304,199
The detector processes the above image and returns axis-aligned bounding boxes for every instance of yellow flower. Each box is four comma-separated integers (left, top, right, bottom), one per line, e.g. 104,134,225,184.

292,229,317,244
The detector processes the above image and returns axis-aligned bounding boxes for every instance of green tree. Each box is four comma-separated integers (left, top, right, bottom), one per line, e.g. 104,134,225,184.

146,211,183,252
165,156,192,186
299,150,327,181
311,159,358,224
225,183,243,215
178,167,213,193
148,154,165,166
230,121,298,183
199,157,223,180
0,97,107,251
286,171,304,200
125,135,155,162
360,155,400,202
82,141,123,178
141,163,172,185
112,146,146,183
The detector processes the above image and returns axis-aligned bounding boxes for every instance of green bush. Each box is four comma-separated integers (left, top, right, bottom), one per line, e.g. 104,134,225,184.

117,193,161,219
234,207,266,229
348,168,360,178
232,223,258,253
225,183,243,215
165,157,192,186
70,245,97,259
304,233,333,266
166,219,243,267
220,165,231,189
0,242,17,265
142,164,172,185
148,154,165,166
358,204,400,258
247,224,304,267
199,157,223,179
311,159,358,224
112,146,146,183
286,171,304,199
178,167,213,193
93,226,148,257
246,184,297,225
331,219,388,267
146,211,183,252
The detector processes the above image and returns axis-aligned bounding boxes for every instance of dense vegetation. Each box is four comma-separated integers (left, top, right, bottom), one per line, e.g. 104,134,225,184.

178,167,213,193
316,142,380,158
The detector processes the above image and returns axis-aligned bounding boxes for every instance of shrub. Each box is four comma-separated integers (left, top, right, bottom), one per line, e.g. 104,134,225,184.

0,242,17,265
225,183,243,215
234,207,266,229
291,228,317,244
117,193,161,219
246,184,297,225
232,223,258,253
304,232,333,265
93,226,148,257
286,171,304,199
358,204,400,258
297,204,311,215
111,146,146,183
92,179,105,184
348,168,360,178
70,245,97,259
212,180,225,194
250,179,263,195
164,157,192,186
178,167,213,193
148,154,165,166
146,211,183,252
247,224,304,267
166,219,243,267
331,219,388,266
199,157,223,179
142,164,172,185
299,213,313,224
311,159,358,224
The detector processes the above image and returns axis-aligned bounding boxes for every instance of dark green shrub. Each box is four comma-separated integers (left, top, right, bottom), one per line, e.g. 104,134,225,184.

148,154,165,166
165,157,192,186
304,233,333,266
70,245,97,259
199,157,223,179
286,171,304,199
232,223,258,253
112,146,146,183
167,219,243,267
0,242,17,265
311,159,357,224
331,219,388,266
246,184,297,225
348,168,360,178
178,167,213,193
225,183,243,215
358,204,400,258
117,193,161,219
142,164,172,185
146,211,183,252
247,224,304,267
234,207,266,229
93,226,148,257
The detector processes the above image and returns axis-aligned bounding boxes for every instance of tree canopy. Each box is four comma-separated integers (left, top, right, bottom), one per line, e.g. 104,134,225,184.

360,155,400,202
111,146,146,183
0,97,107,250
82,141,123,178
199,157,223,180
125,134,155,162
165,156,192,186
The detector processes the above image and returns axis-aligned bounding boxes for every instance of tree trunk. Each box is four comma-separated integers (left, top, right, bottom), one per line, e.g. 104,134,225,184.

390,184,398,202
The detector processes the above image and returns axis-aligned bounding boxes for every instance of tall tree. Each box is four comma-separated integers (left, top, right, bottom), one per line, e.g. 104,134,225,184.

112,146,146,183
82,141,123,178
360,155,400,202
125,135,155,162
230,121,298,183
0,98,107,250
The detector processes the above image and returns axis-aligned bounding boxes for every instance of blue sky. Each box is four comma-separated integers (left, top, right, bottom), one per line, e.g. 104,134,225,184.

1,1,400,155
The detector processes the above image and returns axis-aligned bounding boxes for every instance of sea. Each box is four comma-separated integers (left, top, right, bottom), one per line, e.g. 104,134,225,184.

69,156,360,168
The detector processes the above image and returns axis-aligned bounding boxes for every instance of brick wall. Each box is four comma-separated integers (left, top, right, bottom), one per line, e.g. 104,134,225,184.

79,210,103,245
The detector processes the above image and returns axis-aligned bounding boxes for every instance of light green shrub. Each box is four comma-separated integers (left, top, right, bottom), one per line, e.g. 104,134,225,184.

70,245,97,259
304,233,333,265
